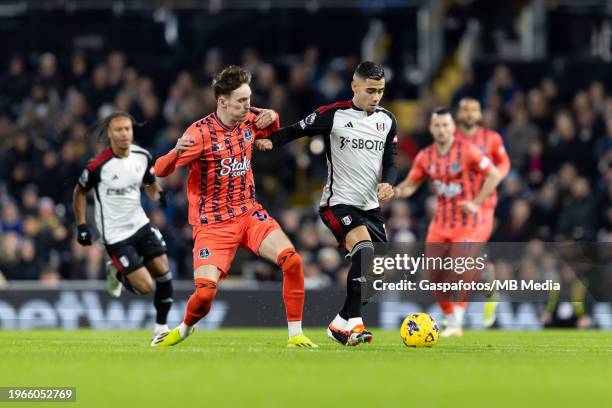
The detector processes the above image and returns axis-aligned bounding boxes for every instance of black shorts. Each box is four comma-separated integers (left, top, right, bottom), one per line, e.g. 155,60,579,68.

319,204,387,248
105,223,167,274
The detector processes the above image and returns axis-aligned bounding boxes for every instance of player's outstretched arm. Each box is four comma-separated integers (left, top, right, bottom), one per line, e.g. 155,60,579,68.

394,149,426,198
266,108,334,148
394,178,423,198
73,185,92,246
154,134,199,177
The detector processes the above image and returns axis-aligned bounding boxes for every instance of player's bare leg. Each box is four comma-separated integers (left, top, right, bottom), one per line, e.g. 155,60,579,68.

152,265,221,347
332,225,375,346
259,229,317,348
144,255,174,336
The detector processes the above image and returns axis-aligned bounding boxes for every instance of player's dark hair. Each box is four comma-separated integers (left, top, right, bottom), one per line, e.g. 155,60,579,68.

431,107,452,118
89,111,143,144
212,65,251,99
354,61,385,81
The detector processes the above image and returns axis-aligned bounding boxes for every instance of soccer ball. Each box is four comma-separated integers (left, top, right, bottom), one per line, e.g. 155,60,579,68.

400,312,439,348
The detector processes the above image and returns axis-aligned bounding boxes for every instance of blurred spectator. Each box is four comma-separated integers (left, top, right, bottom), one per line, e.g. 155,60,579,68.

18,81,61,137
0,55,30,118
557,177,597,241
506,107,539,170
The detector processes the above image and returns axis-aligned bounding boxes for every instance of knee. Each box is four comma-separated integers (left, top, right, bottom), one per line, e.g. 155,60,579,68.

194,279,218,303
278,249,303,274
134,279,155,294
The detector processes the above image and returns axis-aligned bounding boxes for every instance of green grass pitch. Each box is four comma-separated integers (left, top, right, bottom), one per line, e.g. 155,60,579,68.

1,329,611,407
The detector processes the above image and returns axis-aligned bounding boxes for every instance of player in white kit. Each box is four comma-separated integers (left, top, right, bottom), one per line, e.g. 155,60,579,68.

73,112,173,342
258,62,398,346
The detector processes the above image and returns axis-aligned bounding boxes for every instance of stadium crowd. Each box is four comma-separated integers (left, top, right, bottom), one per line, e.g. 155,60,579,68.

0,48,611,297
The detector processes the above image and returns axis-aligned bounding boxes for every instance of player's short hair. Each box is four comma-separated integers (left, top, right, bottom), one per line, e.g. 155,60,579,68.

212,65,251,99
354,61,385,81
431,107,453,118
89,111,142,143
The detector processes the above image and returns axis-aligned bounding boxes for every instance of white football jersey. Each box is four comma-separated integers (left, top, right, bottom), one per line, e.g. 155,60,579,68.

78,144,155,244
292,101,398,210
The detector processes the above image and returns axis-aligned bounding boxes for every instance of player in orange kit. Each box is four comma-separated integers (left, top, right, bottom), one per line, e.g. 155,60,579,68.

150,65,316,348
394,107,502,336
455,97,511,327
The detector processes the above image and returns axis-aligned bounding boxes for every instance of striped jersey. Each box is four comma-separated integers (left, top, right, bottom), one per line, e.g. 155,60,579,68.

454,127,510,209
154,110,279,225
408,139,493,230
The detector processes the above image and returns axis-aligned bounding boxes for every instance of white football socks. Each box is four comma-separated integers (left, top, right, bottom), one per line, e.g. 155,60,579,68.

178,322,193,338
288,321,303,338
331,314,348,330
347,317,363,331
154,323,169,335
454,305,466,327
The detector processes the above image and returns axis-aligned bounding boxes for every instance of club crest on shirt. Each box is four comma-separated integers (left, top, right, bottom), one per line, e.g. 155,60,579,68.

213,143,224,152
449,162,461,174
243,129,253,142
198,248,211,259
341,215,352,225
305,112,316,125
376,122,386,133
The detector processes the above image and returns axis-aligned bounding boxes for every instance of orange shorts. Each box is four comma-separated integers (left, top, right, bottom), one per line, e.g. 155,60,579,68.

425,225,480,243
192,206,281,278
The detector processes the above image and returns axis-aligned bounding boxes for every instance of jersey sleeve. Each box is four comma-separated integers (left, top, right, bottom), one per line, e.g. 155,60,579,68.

142,150,156,185
268,108,335,146
466,143,492,175
77,165,100,191
489,131,510,178
381,113,398,184
407,150,428,183
154,125,205,177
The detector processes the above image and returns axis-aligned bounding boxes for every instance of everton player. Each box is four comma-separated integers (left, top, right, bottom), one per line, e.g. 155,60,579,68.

152,66,316,348
455,98,510,327
394,108,502,336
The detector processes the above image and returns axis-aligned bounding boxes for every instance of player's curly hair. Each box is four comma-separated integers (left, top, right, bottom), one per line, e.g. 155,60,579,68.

88,111,143,144
354,61,385,81
212,65,252,99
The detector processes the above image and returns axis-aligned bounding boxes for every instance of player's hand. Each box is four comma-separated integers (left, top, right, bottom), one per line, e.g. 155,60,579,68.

377,183,395,202
251,107,277,129
459,200,479,214
255,139,273,151
158,190,168,208
76,224,92,246
175,136,194,156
